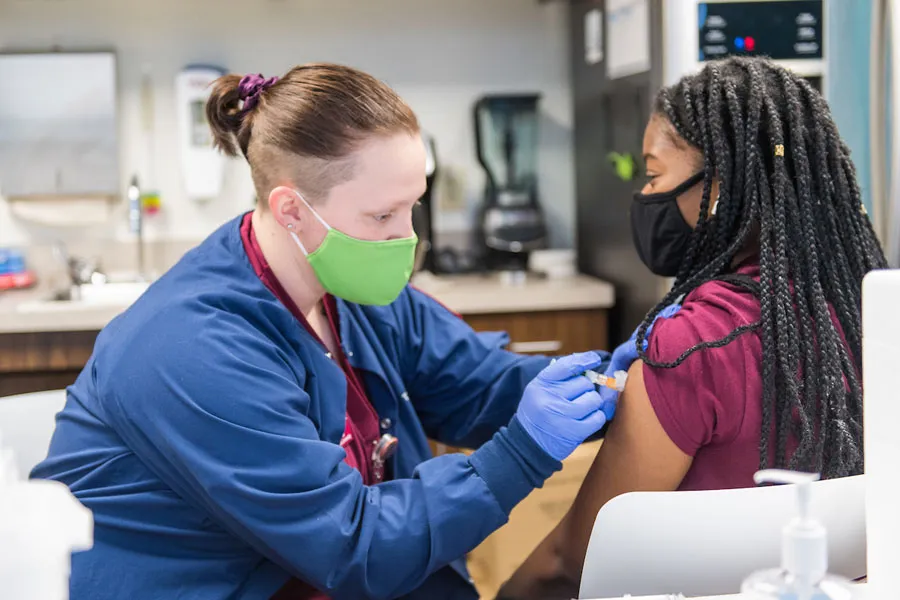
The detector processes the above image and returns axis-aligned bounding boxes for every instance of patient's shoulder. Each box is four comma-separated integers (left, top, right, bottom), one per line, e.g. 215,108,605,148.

641,268,763,455
648,269,761,362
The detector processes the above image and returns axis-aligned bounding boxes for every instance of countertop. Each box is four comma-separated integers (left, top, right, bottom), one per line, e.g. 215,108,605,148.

0,272,615,335
410,272,614,315
0,285,128,334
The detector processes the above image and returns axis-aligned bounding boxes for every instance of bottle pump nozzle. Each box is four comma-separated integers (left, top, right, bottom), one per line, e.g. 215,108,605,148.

754,469,827,596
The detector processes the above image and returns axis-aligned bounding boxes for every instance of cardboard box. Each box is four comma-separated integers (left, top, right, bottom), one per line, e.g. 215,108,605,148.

431,440,603,598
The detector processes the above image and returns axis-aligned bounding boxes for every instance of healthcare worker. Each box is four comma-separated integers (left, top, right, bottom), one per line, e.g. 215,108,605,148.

30,63,664,600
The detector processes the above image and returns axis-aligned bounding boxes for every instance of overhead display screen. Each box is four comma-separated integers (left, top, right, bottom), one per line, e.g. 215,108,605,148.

698,1,823,61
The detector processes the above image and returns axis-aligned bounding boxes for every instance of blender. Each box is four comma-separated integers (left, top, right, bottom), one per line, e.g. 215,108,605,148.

474,93,548,280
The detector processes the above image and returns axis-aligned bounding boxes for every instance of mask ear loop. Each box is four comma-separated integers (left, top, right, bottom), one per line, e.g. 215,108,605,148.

287,224,308,256
288,190,332,256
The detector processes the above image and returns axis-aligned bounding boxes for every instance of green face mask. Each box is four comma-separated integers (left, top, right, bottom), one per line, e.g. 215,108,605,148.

289,192,418,306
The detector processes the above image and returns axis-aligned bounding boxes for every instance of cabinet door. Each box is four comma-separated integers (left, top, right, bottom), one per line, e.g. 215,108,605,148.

464,309,608,355
0,331,98,396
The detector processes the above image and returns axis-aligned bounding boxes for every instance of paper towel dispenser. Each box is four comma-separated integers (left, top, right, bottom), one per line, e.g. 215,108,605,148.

0,51,119,202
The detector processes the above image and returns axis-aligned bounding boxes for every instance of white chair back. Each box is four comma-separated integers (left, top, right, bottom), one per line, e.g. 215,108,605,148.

579,475,866,598
0,389,67,476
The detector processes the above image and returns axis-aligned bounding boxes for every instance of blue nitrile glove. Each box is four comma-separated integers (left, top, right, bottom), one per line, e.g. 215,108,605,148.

516,351,609,461
597,303,682,420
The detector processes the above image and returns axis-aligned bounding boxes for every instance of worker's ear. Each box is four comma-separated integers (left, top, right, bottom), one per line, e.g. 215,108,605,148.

268,186,304,230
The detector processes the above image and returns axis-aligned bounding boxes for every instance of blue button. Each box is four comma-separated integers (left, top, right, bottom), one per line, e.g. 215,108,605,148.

7,249,25,274
0,249,9,275
8,257,24,274
735,37,745,50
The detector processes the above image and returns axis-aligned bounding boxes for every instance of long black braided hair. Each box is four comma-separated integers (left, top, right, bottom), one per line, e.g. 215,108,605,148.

636,57,888,479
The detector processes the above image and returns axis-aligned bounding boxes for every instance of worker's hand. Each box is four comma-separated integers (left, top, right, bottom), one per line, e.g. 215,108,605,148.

597,303,682,419
516,351,608,461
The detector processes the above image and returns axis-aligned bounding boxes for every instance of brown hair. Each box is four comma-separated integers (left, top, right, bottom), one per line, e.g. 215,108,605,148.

206,63,420,201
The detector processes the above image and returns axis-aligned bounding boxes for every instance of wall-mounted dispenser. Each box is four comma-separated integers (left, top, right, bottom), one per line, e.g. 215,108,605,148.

175,65,226,203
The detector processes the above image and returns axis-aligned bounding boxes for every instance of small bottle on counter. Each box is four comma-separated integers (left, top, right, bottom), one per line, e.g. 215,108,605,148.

741,470,856,600
0,248,37,291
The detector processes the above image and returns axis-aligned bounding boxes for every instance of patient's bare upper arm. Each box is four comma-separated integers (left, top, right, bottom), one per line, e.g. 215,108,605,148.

558,359,694,573
496,360,697,599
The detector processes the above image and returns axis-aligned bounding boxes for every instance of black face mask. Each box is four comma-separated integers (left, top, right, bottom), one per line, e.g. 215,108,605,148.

630,171,704,277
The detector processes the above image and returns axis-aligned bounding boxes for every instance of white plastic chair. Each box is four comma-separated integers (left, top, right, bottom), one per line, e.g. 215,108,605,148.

0,389,67,476
579,475,866,599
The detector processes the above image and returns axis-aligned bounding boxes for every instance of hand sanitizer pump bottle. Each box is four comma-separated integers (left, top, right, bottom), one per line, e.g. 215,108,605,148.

741,470,855,600
0,435,93,599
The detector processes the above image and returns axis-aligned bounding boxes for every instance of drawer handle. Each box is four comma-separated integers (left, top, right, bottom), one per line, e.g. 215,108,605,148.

509,340,563,354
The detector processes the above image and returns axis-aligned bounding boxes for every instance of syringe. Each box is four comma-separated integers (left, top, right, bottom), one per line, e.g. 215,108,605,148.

584,369,628,392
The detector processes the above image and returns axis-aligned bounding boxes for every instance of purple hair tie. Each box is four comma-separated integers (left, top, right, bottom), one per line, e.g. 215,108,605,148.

238,73,279,112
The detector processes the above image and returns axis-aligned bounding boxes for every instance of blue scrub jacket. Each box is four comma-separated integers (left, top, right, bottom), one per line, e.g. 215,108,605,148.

32,215,562,600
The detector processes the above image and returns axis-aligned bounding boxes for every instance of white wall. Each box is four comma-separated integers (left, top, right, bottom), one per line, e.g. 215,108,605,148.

0,0,575,249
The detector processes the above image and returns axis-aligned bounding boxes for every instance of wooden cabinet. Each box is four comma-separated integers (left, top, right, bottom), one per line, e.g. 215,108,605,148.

0,330,98,397
464,308,608,355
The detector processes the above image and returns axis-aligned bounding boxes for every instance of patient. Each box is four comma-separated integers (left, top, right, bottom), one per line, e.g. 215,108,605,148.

497,56,886,599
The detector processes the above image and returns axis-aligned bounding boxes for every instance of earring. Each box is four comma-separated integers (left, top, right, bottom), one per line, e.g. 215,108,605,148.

711,194,720,216
287,223,294,230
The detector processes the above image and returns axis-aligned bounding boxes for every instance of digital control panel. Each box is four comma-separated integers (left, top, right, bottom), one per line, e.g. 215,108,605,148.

698,1,823,62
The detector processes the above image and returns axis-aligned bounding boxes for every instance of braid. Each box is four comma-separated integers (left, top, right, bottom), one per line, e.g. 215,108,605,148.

793,84,868,469
639,57,887,478
777,70,822,468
